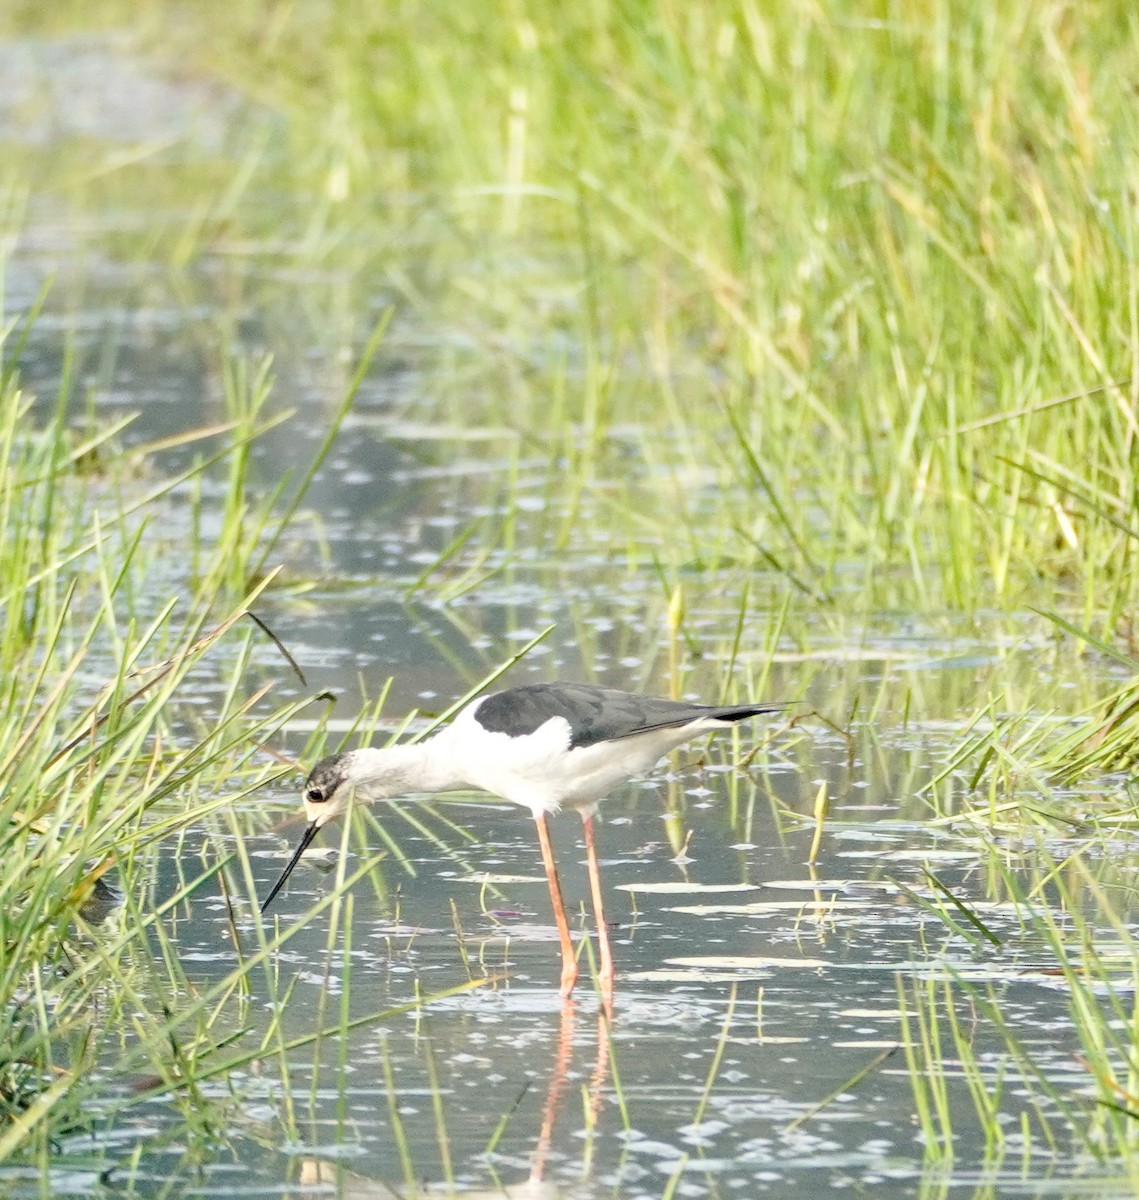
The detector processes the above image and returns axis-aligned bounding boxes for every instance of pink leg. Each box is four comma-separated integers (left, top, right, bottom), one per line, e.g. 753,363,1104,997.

581,811,614,1018
534,813,578,996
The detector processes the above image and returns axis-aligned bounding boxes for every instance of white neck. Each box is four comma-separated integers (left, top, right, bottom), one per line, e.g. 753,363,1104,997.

347,739,469,801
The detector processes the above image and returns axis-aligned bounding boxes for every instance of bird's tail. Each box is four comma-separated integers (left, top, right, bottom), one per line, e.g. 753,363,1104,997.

704,701,792,724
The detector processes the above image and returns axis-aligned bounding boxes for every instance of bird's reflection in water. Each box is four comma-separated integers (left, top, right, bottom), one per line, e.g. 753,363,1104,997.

289,999,609,1200
529,999,608,1189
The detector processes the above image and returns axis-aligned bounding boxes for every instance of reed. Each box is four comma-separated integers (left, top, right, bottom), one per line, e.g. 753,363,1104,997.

6,1,1139,622
5,0,1139,1190
0,306,474,1162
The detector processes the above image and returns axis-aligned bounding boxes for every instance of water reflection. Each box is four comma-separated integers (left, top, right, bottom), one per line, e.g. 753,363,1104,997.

180,751,1135,1197
7,33,1139,1193
273,997,610,1200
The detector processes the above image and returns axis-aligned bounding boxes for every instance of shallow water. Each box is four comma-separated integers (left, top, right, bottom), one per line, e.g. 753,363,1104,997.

45,760,1139,1199
6,30,1139,1200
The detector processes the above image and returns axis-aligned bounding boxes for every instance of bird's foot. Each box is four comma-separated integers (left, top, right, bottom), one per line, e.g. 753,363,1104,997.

559,960,579,998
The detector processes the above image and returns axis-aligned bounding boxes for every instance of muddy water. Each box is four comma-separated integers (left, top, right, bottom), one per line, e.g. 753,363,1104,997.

7,32,1139,1200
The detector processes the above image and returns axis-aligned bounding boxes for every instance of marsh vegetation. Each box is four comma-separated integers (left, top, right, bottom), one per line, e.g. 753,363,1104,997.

3,2,1139,1196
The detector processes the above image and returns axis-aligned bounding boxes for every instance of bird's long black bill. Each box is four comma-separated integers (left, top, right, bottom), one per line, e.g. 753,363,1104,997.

260,821,320,913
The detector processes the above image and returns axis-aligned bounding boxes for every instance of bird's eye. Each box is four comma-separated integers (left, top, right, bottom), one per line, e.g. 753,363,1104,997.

305,785,327,804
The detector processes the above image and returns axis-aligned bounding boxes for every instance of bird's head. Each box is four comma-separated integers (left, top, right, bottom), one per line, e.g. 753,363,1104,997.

259,752,356,914
260,749,409,914
301,752,355,828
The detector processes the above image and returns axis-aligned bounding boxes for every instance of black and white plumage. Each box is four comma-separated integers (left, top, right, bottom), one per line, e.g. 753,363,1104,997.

262,682,783,1011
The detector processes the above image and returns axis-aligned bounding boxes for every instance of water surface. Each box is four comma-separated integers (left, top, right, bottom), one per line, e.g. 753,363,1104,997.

5,30,1139,1200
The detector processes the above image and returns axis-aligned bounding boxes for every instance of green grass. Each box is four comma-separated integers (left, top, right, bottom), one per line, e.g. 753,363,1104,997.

0,305,476,1165
6,0,1139,773
6,0,1139,1185
5,1,1139,627
886,819,1139,1184
0,354,253,1151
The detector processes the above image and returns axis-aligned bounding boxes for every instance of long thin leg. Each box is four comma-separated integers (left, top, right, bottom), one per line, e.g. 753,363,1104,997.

581,811,614,1018
534,813,578,996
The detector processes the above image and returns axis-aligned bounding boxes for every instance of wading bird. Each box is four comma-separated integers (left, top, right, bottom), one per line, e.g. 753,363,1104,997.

261,681,781,1013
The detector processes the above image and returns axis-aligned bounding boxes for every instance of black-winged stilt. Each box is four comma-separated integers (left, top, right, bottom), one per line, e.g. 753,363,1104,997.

261,681,782,1011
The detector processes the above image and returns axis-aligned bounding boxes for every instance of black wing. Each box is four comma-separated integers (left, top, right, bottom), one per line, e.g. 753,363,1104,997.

471,682,780,749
